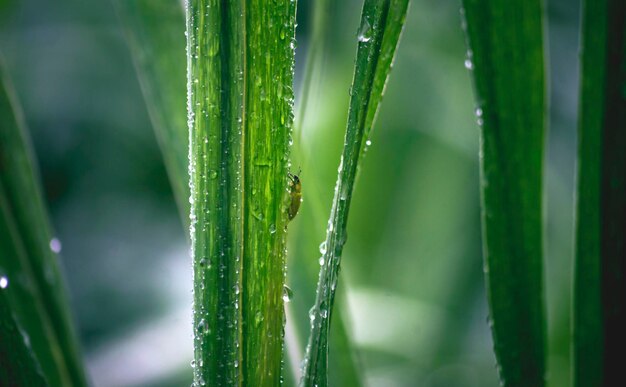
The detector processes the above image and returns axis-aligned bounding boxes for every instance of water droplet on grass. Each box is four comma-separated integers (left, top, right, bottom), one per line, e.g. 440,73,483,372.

358,20,372,42
319,241,327,254
282,285,293,302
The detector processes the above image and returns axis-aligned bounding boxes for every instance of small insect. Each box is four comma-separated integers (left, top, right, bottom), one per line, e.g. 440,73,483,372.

287,170,302,221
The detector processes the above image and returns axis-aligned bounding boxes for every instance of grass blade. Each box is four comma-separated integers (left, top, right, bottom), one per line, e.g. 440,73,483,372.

186,1,296,385
0,59,87,386
461,0,547,385
0,290,48,386
574,1,626,386
113,0,189,224
300,1,410,386
291,1,363,385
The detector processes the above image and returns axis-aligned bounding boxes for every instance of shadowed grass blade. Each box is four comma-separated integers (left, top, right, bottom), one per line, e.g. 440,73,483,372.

0,290,48,386
300,1,410,386
114,0,189,225
574,1,626,386
186,1,296,385
461,0,547,385
0,58,87,386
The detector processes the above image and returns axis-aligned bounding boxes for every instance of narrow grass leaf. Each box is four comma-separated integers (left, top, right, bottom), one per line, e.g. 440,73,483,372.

186,1,296,385
114,0,189,224
0,290,48,386
300,1,410,386
0,59,87,386
292,1,363,385
461,0,546,385
574,1,626,386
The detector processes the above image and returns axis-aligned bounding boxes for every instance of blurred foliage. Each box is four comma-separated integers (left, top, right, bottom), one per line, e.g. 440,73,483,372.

1,57,86,385
0,0,581,386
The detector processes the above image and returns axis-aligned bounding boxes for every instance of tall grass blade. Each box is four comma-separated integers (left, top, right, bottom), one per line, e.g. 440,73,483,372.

300,1,409,386
186,1,296,385
0,59,87,386
0,291,48,386
292,1,363,385
114,0,189,224
461,0,546,385
574,1,626,386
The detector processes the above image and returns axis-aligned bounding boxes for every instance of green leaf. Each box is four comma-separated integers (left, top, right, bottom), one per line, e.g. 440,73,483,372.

0,290,48,386
0,59,87,386
291,1,363,385
300,1,410,386
113,0,189,225
186,1,296,385
461,0,546,385
574,1,626,386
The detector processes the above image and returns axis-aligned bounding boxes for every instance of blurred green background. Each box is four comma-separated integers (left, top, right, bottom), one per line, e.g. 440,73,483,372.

0,0,579,386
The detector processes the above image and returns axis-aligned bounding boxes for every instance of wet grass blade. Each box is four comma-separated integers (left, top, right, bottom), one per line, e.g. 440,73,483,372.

186,1,296,385
0,290,48,386
291,1,363,385
574,1,626,386
300,1,410,386
113,0,189,225
461,0,546,385
0,59,87,386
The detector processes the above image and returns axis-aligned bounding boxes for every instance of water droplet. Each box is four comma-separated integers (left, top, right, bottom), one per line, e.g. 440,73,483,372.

282,285,293,303
191,360,196,368
197,319,207,334
319,241,327,255
475,107,483,117
279,26,286,40
464,59,474,70
234,284,240,295
0,276,8,289
308,307,316,322
209,170,218,179
234,360,239,368
357,20,372,43
318,256,325,266
269,224,277,234
365,139,372,147
49,238,62,253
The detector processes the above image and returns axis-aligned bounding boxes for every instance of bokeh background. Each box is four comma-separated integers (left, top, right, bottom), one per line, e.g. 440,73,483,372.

0,0,579,386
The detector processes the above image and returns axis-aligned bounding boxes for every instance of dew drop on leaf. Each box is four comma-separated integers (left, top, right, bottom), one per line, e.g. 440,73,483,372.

282,285,293,303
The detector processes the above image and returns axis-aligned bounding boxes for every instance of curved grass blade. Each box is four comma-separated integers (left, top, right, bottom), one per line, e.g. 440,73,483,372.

574,1,626,386
291,1,363,385
186,1,296,385
113,0,189,225
0,290,48,386
461,0,547,385
0,59,87,386
300,1,410,386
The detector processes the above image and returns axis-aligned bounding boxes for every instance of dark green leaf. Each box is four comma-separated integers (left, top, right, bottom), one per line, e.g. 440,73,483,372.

461,0,546,385
574,1,626,386
0,290,48,386
0,58,87,386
